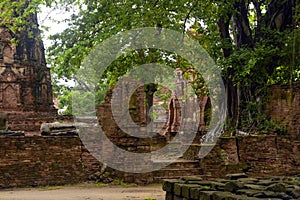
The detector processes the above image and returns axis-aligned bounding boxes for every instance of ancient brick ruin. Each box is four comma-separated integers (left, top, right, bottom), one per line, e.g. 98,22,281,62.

98,68,210,140
167,69,209,134
0,14,58,135
0,5,299,190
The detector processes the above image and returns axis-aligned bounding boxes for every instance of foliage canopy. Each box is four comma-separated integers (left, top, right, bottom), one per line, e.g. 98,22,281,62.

1,0,299,133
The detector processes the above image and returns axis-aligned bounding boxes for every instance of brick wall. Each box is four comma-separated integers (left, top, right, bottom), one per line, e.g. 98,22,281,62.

200,135,300,177
267,84,300,135
0,136,100,187
0,135,299,188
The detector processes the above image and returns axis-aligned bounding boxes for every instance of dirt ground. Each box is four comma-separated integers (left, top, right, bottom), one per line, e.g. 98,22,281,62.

0,184,165,200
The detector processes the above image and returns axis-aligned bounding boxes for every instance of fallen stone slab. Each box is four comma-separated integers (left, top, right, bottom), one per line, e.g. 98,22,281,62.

40,122,91,136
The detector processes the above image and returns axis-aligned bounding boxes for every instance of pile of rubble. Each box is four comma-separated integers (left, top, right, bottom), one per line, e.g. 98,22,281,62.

163,174,300,200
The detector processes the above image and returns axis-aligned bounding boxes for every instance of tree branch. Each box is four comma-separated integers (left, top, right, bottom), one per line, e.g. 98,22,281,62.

183,0,199,33
217,14,232,58
233,0,254,48
250,0,262,41
264,0,295,31
73,77,93,92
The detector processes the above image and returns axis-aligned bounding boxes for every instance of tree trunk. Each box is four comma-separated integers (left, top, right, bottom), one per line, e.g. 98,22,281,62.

233,0,254,48
217,13,239,130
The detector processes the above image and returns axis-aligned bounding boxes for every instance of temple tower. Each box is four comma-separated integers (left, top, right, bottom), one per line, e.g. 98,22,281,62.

0,9,57,135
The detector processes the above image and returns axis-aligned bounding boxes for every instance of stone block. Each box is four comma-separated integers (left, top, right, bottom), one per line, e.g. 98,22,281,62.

265,183,286,193
181,184,202,199
290,188,300,198
199,191,216,200
190,187,203,199
163,179,184,192
165,192,174,200
173,195,184,200
211,191,237,200
224,181,244,192
174,183,185,196
243,184,265,190
236,189,263,197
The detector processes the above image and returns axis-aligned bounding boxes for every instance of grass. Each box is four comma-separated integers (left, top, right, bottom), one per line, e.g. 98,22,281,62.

202,185,211,190
39,186,62,191
147,183,162,187
111,179,137,187
93,182,109,187
38,179,160,190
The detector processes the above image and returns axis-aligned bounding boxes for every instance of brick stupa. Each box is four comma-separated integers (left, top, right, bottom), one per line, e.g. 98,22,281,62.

0,13,58,135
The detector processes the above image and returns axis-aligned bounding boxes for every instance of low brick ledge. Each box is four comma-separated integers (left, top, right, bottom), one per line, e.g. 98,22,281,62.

162,174,300,200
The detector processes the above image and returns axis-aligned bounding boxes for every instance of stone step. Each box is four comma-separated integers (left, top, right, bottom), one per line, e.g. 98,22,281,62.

153,167,203,177
154,159,200,169
151,158,203,183
153,170,204,183
153,175,205,183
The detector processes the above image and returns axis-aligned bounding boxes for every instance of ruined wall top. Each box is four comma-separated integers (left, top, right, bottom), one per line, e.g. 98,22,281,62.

0,10,47,66
0,9,54,110
0,4,58,134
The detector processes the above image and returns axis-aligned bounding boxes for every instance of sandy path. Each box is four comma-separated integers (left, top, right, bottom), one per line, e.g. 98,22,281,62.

0,185,165,200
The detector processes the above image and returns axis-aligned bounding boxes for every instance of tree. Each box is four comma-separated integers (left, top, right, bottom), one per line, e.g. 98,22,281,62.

2,0,299,133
